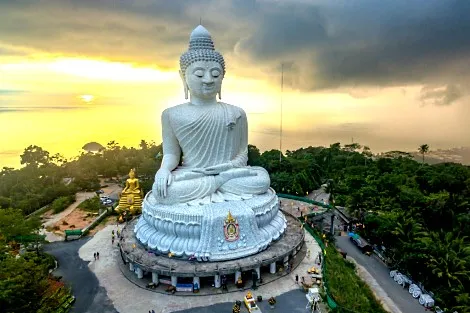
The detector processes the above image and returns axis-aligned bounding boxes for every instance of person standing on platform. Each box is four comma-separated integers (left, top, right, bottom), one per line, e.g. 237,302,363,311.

251,270,258,290
221,275,228,291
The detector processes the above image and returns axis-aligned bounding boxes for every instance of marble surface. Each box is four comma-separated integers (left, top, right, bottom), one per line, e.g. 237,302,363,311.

135,188,287,261
136,25,286,261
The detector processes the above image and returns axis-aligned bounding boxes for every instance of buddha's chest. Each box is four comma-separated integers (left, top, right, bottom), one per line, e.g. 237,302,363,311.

171,106,230,133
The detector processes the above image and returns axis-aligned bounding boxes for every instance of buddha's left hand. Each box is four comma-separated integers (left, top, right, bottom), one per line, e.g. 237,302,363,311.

192,163,233,175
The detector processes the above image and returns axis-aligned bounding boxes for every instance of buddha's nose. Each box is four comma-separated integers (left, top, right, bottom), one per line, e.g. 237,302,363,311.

202,73,214,84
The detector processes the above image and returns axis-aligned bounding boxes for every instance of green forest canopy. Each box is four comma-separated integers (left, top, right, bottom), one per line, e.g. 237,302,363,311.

0,141,469,312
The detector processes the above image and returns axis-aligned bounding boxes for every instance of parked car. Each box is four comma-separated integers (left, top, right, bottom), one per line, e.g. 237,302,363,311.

96,190,104,194
349,234,373,255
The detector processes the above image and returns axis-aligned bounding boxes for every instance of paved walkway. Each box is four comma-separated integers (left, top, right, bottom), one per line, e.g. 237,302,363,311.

42,192,96,228
40,183,121,242
40,192,96,242
78,223,324,313
44,238,117,313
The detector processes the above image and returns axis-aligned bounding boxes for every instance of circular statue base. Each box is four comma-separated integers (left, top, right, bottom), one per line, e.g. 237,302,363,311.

135,188,287,262
119,210,304,293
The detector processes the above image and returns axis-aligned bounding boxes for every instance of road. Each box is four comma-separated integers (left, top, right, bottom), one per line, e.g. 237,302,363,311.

44,239,118,313
307,188,330,205
335,236,427,313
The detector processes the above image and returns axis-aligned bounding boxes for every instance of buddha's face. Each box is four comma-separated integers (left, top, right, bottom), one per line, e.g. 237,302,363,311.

129,171,135,179
183,61,223,99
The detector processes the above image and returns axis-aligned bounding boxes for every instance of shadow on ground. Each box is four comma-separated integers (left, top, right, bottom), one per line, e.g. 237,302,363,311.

44,238,118,313
173,289,308,313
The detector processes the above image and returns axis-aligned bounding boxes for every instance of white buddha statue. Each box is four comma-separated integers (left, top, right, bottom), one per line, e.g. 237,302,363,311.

152,25,270,205
135,25,286,261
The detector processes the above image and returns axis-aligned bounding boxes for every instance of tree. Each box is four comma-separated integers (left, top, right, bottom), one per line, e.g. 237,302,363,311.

139,139,149,150
0,253,49,312
20,145,50,168
0,208,41,243
418,144,430,164
247,144,261,166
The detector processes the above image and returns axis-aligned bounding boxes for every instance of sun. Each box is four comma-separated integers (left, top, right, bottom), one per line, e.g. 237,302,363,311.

79,94,95,103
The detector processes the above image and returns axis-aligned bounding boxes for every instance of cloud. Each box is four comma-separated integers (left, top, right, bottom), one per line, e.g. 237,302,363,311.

0,89,25,95
1,0,470,95
419,84,464,106
237,0,470,92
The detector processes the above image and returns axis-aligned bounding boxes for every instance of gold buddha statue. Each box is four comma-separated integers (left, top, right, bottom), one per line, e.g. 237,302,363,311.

116,169,143,215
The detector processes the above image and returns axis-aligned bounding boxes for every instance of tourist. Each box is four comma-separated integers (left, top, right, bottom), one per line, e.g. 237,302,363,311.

295,274,299,284
93,252,96,260
236,277,243,289
97,252,100,260
221,275,228,291
252,271,258,290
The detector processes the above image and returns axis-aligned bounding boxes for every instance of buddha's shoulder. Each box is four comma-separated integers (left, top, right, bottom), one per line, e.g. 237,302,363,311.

162,103,190,116
219,102,246,116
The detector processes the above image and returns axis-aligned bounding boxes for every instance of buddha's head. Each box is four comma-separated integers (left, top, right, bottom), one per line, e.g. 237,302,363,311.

180,25,225,100
129,168,136,179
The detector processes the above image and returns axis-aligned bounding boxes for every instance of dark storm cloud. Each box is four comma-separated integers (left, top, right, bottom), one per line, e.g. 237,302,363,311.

1,0,469,102
237,0,470,100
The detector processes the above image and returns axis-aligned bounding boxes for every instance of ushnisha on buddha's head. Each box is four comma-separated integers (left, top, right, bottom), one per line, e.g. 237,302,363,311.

179,25,225,101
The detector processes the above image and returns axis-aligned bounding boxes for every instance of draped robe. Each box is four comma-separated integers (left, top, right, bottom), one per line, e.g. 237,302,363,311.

153,102,270,205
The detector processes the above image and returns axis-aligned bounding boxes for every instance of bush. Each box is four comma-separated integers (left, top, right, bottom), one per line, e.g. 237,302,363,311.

50,196,75,214
77,196,105,212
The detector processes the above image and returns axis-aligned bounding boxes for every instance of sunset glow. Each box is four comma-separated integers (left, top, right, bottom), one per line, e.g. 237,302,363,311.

79,94,95,103
0,0,469,168
48,58,178,82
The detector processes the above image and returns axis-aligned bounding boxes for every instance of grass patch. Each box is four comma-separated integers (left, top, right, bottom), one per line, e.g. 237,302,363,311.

325,244,388,313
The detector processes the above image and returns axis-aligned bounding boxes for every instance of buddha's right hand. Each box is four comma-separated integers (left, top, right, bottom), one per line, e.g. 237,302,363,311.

155,168,173,198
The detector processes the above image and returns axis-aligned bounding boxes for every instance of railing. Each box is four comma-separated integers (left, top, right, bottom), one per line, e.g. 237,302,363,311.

301,221,338,310
277,193,333,209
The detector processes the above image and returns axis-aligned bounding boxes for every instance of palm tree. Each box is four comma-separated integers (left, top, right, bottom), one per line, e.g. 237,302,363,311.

420,231,470,289
418,144,429,164
362,146,373,166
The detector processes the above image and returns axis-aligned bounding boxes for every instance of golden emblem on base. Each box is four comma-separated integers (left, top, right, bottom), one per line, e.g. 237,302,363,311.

223,211,240,242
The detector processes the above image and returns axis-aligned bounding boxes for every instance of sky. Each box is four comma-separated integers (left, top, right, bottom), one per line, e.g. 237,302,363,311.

1,0,469,168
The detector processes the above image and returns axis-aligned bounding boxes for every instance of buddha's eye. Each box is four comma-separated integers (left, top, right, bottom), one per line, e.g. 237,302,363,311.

212,70,220,78
194,70,204,78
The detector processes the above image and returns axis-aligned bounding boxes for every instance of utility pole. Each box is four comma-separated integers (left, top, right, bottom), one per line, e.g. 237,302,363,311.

279,64,284,164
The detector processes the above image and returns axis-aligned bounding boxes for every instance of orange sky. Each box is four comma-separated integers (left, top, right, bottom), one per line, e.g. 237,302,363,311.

1,0,469,168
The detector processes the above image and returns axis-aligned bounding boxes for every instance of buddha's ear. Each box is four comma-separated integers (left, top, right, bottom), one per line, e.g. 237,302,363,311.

179,70,189,100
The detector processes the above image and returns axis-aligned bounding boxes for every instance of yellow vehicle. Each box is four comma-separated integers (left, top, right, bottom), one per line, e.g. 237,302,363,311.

244,292,261,312
307,266,320,274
